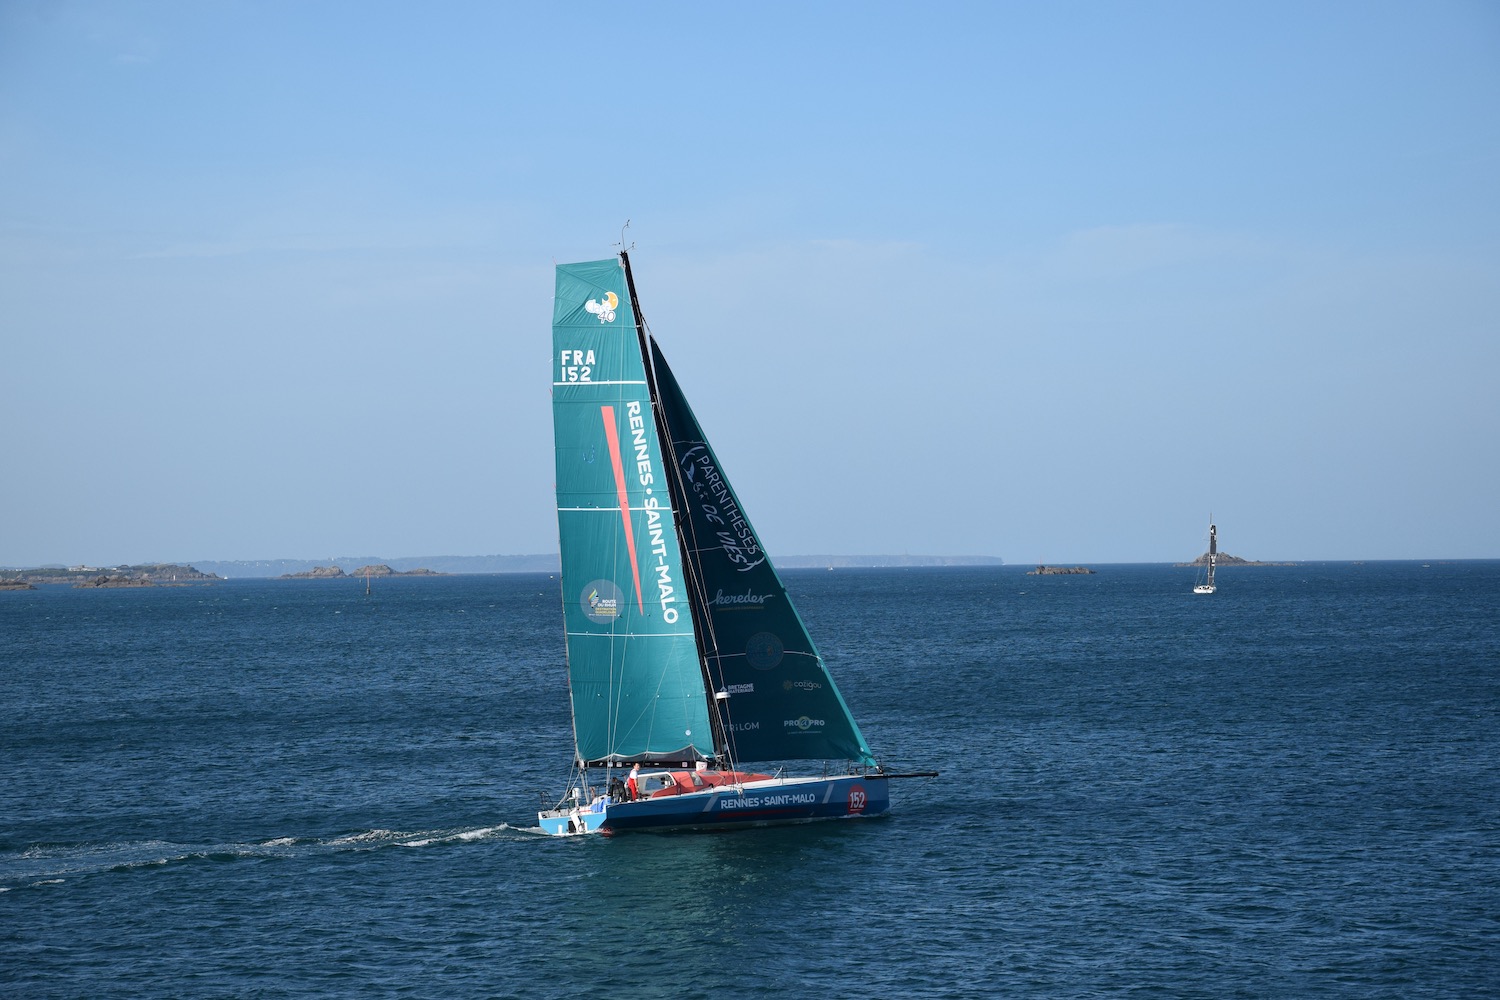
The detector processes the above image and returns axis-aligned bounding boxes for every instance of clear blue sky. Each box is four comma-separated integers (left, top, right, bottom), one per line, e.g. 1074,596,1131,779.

3,1,1497,566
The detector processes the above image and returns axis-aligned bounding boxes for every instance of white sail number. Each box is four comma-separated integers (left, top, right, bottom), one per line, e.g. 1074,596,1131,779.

559,349,595,383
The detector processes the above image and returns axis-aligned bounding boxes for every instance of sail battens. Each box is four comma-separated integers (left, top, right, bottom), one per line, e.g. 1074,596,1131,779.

566,630,697,640
552,380,647,388
557,505,681,514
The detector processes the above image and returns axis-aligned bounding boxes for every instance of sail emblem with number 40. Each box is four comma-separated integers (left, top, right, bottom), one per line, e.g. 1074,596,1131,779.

539,252,935,835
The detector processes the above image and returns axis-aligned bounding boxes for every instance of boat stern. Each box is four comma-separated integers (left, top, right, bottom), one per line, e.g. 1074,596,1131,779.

538,803,611,836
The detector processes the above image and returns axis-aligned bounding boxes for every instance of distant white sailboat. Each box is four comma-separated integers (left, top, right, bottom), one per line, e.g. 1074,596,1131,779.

1194,521,1218,595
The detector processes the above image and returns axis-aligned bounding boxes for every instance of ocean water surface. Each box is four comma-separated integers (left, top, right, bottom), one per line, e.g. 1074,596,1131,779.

3,562,1497,997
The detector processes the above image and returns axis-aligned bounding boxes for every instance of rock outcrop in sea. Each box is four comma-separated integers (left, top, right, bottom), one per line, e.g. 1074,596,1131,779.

279,564,442,579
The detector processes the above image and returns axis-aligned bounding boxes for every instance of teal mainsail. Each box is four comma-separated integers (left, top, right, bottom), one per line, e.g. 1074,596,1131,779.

552,258,714,765
649,339,877,767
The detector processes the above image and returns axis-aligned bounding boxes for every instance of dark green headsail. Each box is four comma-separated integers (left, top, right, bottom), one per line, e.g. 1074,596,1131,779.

551,259,714,765
649,338,878,768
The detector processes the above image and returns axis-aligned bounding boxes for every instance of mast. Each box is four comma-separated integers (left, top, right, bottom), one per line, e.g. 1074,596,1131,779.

618,251,734,767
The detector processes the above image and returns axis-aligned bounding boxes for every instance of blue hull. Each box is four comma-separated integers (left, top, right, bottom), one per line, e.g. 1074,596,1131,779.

538,774,889,836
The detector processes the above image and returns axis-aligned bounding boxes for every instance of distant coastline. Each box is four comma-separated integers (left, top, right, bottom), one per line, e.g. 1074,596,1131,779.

2,553,1006,583
165,553,1007,578
774,554,1005,570
198,554,562,578
0,563,219,588
9,557,1496,588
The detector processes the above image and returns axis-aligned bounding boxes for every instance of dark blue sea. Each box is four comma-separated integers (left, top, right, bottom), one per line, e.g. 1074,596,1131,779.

3,562,1497,998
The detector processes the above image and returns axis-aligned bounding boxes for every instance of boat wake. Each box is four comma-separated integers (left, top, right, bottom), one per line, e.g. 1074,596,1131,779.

396,825,512,848
1,824,526,890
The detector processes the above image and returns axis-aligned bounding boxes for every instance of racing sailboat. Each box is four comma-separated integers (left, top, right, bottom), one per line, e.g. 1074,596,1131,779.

1194,521,1218,594
539,252,931,835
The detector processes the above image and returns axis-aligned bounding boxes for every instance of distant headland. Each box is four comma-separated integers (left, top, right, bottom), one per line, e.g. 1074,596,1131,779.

0,563,219,589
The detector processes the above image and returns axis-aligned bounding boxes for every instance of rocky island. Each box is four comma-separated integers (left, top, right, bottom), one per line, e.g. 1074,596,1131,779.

1027,565,1095,575
1175,553,1294,567
278,564,442,579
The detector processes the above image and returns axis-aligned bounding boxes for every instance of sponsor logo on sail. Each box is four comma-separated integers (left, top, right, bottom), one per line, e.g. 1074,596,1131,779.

585,291,618,323
627,401,680,624
679,444,766,572
709,588,774,608
724,683,755,695
783,679,822,692
784,716,825,731
580,579,623,625
745,631,784,670
728,721,760,732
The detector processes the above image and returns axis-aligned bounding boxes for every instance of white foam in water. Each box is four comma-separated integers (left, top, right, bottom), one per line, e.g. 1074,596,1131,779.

328,829,403,846
398,825,512,848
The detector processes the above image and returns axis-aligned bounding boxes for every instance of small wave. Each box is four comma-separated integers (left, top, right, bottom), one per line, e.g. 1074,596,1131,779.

108,857,171,872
